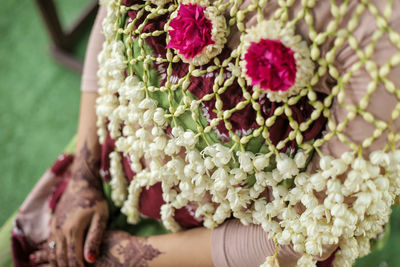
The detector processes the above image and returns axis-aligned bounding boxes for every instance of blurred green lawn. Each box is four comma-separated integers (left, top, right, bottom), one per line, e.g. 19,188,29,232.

0,0,85,224
0,0,399,266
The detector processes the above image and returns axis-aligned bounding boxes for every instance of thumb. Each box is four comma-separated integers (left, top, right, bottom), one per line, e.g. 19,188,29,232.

84,213,108,263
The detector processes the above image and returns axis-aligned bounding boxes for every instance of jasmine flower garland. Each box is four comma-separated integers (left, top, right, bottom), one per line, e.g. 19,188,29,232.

96,0,400,266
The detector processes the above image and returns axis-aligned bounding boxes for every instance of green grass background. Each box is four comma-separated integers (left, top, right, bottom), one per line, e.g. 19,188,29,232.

0,0,86,224
0,0,399,266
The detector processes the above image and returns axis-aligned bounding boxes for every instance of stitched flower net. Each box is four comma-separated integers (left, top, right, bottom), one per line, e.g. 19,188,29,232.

96,0,400,265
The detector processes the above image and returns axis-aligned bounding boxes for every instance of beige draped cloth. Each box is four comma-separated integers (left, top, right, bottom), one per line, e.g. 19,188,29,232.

81,1,400,266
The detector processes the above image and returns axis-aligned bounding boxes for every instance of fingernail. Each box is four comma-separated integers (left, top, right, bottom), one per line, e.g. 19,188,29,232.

87,252,97,263
29,254,35,262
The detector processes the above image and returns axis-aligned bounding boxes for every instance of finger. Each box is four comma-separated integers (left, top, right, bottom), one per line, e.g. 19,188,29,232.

47,238,57,267
55,236,68,267
30,250,49,264
84,213,108,263
66,227,85,267
49,250,57,267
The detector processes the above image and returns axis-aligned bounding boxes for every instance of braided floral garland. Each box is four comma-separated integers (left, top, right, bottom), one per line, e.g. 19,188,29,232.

96,0,400,266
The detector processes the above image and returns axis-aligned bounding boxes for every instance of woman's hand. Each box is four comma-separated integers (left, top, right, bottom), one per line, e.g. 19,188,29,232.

31,142,109,267
52,141,108,266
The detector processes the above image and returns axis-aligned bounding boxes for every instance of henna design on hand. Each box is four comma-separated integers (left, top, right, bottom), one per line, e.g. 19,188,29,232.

95,231,162,267
72,140,102,190
67,241,79,266
86,213,109,254
53,140,106,229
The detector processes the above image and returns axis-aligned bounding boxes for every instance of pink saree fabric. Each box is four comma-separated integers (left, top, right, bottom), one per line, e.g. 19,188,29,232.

12,154,73,267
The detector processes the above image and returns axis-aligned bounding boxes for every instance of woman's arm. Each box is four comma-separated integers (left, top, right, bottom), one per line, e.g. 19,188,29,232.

30,6,109,265
95,219,335,267
53,92,107,265
41,4,109,265
95,228,213,267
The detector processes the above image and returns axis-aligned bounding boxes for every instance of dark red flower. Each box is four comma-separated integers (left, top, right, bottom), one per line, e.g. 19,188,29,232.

259,93,327,151
167,4,215,59
245,39,297,92
122,0,136,6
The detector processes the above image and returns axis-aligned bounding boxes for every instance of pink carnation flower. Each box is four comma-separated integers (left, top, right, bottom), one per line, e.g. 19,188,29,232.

167,4,215,59
244,39,297,92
